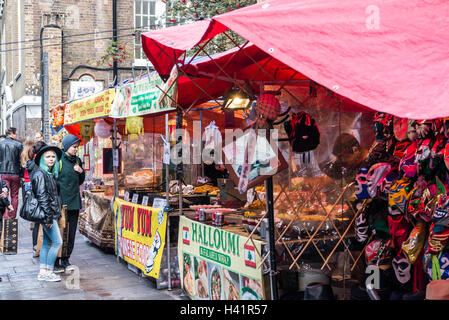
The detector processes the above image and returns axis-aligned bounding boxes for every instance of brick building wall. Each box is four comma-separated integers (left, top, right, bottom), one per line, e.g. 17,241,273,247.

1,0,150,138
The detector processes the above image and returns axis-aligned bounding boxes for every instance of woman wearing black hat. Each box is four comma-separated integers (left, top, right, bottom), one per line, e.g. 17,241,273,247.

56,134,85,272
26,142,63,282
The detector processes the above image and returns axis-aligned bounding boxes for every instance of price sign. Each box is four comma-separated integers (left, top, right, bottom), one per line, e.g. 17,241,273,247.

142,196,149,207
132,193,139,203
153,198,167,208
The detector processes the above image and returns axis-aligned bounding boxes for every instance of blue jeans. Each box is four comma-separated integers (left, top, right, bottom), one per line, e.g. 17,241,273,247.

40,222,62,271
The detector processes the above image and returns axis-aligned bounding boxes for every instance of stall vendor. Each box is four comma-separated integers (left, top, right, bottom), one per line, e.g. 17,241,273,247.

320,133,369,181
204,163,228,186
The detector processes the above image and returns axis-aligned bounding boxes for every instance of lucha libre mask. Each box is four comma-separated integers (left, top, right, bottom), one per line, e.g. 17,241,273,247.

416,120,433,139
433,194,449,227
393,117,409,142
407,120,418,141
379,169,399,200
393,141,411,160
365,239,382,265
399,141,418,178
392,254,412,284
402,221,426,264
355,167,370,199
427,224,449,255
388,178,412,214
415,139,432,164
366,163,392,198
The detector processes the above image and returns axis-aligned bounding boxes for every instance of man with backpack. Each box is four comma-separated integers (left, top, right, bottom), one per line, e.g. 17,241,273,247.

55,134,85,272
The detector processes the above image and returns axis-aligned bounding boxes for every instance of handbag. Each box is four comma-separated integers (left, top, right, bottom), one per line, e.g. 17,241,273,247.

19,187,46,223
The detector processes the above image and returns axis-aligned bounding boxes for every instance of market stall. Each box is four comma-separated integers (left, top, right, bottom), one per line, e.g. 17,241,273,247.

140,0,449,300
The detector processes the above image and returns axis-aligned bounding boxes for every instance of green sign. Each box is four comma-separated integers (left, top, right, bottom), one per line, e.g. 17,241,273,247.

110,71,177,118
178,216,265,300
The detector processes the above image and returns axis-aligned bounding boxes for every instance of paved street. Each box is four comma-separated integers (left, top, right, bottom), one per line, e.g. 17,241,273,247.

0,216,182,300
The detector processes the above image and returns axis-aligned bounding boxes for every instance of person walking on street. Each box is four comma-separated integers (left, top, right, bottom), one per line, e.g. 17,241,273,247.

56,134,85,271
26,142,63,282
21,137,40,257
0,127,23,219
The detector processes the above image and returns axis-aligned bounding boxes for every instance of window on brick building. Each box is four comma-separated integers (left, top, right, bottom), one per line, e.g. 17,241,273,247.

134,0,161,62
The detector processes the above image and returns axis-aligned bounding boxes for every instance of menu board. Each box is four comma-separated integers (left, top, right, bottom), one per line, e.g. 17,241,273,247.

178,216,265,300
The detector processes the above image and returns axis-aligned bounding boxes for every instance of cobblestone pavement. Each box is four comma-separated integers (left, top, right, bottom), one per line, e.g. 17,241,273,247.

0,216,182,300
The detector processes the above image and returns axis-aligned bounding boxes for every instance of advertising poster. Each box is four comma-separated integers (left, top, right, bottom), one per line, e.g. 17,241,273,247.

178,216,265,300
109,70,177,118
64,88,116,125
113,198,167,279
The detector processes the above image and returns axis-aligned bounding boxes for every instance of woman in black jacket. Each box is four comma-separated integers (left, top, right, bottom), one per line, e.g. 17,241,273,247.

26,143,63,282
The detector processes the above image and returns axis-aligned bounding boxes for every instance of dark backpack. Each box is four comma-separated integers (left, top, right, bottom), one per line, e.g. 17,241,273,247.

283,112,320,153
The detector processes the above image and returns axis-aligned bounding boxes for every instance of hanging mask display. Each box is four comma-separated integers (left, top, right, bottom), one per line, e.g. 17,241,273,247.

355,211,370,243
415,120,433,139
373,113,394,140
406,119,417,141
366,163,392,198
427,223,449,255
393,141,411,161
402,221,427,264
379,168,399,200
355,167,370,199
432,194,449,227
415,139,432,164
405,177,428,221
365,239,383,265
399,141,418,178
392,254,412,284
388,178,412,214
426,251,449,281
393,116,409,142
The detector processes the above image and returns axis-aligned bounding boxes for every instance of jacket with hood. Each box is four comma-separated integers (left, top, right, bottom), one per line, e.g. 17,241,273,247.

26,159,61,224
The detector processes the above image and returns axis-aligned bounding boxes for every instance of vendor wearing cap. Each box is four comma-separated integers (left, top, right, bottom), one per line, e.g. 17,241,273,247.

56,134,85,272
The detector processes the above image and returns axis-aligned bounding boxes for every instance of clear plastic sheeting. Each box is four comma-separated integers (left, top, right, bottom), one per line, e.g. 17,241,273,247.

270,85,375,273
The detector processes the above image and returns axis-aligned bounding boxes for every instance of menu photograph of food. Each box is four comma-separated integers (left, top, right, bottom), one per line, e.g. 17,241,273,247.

182,253,196,297
208,263,223,300
194,257,209,300
240,275,263,300
222,269,240,300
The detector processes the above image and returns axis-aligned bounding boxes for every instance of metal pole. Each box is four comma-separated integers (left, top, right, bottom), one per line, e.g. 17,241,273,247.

40,24,61,143
112,0,119,199
176,108,183,215
265,177,278,300
165,113,171,290
42,52,49,142
200,109,204,177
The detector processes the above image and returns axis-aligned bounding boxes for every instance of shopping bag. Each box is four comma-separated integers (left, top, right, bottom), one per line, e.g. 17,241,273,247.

0,218,18,254
58,206,69,258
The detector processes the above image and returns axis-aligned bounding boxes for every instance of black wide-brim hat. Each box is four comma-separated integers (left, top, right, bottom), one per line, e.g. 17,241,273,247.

34,145,62,165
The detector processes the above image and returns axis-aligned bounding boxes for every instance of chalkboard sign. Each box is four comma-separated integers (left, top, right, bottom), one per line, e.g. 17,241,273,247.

103,148,122,174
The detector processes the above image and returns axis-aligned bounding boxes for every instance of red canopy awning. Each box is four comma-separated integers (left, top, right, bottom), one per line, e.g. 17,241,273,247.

142,0,449,120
